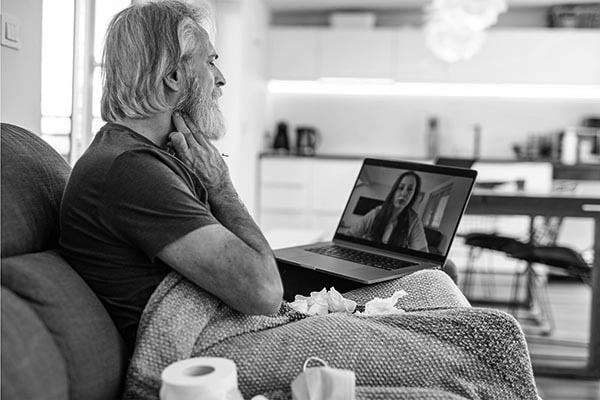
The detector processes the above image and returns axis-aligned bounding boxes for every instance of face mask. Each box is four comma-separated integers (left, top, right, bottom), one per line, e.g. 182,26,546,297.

291,357,355,400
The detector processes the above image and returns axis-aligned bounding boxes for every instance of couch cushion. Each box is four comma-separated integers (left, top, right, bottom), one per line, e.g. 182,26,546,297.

1,251,127,400
1,123,70,257
1,287,69,400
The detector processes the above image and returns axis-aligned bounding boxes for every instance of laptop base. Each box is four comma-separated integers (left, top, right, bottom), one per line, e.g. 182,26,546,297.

277,260,366,301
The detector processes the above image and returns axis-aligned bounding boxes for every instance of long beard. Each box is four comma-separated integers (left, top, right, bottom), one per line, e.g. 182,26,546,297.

178,75,226,141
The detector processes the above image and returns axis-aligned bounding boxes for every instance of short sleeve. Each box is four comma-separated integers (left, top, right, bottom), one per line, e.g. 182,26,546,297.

346,206,379,238
100,150,218,259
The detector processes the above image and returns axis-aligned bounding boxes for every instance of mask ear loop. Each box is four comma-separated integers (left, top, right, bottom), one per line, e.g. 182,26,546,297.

303,356,328,371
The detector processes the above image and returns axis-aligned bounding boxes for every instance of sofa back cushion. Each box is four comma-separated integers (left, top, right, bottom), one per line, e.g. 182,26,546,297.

1,251,127,400
1,287,69,400
1,123,71,257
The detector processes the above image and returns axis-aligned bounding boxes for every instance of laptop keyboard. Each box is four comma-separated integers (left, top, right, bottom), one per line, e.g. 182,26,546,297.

305,244,416,271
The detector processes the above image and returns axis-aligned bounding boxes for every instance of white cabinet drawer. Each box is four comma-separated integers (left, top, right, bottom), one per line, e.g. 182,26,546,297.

261,158,311,184
260,186,309,209
258,157,363,237
310,160,362,212
259,211,311,231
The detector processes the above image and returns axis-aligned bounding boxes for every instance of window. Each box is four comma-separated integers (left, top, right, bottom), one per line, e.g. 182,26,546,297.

41,0,75,159
41,0,131,163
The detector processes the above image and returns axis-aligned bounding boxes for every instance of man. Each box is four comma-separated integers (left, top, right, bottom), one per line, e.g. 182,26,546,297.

59,2,536,398
60,0,282,356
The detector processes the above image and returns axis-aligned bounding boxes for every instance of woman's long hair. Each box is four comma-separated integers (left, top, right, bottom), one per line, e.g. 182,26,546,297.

369,171,422,246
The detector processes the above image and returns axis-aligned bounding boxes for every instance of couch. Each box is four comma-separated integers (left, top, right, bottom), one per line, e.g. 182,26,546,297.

1,123,127,400
1,123,539,400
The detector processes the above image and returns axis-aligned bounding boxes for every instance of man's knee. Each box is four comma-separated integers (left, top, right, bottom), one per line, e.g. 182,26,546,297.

442,259,458,284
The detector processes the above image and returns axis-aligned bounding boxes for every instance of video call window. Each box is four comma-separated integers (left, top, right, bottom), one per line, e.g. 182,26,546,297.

336,165,473,256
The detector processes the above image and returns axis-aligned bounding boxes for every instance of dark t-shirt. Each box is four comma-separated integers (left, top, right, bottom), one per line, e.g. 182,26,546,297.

59,123,218,354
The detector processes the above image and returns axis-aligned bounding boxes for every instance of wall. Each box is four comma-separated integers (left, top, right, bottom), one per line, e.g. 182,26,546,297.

267,94,599,159
1,0,43,133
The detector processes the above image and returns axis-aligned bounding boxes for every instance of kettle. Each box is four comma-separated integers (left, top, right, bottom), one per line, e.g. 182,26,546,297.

296,126,319,156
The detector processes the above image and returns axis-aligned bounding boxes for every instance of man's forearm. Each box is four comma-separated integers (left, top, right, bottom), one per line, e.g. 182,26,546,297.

209,183,272,257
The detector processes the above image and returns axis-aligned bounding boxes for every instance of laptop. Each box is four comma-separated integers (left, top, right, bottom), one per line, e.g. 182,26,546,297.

434,157,477,169
274,158,477,284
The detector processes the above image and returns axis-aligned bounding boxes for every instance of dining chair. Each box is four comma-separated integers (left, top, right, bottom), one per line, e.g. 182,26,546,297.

462,212,591,335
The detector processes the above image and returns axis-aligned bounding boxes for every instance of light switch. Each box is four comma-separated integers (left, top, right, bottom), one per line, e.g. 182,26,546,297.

1,13,22,50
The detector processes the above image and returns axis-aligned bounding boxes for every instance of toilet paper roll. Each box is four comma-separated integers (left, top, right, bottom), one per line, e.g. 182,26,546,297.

159,357,242,400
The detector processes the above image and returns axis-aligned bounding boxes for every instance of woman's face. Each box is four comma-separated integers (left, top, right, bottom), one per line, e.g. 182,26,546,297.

392,175,417,211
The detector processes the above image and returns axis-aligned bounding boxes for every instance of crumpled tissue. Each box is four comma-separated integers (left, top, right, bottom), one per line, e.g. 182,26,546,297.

289,287,356,316
357,290,408,316
289,287,408,316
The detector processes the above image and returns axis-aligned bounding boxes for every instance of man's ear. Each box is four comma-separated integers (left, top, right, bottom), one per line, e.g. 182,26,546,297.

164,67,184,93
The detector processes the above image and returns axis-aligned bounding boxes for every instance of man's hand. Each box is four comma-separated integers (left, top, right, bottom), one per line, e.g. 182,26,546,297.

168,112,231,194
160,111,284,316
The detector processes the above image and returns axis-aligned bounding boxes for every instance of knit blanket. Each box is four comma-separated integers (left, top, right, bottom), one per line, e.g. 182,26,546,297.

123,270,539,400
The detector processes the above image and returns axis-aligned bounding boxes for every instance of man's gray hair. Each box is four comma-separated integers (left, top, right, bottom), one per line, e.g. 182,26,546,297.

101,0,215,122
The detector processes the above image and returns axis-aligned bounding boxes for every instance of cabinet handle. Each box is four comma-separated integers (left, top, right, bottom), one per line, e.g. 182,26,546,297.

582,204,600,213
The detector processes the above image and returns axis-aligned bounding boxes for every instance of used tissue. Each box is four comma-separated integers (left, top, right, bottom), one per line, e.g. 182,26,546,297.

357,290,408,316
289,287,356,315
289,288,408,316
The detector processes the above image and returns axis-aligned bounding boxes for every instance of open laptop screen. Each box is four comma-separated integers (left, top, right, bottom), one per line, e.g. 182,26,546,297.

334,158,476,263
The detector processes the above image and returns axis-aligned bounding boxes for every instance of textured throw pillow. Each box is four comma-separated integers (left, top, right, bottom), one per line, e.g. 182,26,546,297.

1,287,69,400
0,123,71,257
1,251,127,400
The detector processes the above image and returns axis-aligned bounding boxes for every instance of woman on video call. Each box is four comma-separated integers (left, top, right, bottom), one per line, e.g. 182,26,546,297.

345,171,429,252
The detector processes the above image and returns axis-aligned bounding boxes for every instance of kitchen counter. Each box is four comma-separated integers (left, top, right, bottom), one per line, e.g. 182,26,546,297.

259,153,600,180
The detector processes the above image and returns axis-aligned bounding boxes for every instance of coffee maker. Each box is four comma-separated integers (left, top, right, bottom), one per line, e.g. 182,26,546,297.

295,126,319,156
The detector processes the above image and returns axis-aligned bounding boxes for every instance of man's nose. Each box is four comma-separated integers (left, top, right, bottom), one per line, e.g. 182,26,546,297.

215,66,226,87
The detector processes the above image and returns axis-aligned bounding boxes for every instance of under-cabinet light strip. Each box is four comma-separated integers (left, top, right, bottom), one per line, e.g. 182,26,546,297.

268,79,600,100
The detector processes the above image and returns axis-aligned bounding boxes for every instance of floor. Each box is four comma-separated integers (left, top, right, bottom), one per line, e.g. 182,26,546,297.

466,275,599,399
536,376,600,400
529,281,599,400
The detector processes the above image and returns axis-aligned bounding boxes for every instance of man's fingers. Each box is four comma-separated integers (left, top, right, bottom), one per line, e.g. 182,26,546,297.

172,112,192,136
169,131,189,154
181,113,201,135
181,113,209,145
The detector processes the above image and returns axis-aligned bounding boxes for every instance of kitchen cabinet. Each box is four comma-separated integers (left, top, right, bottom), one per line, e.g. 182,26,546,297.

395,29,447,82
439,29,600,84
268,27,396,80
319,29,396,79
257,156,362,235
268,28,319,80
268,26,600,84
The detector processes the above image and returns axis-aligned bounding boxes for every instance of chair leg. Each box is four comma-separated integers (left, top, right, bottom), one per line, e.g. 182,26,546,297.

462,247,478,298
527,266,555,336
483,250,497,299
509,262,525,316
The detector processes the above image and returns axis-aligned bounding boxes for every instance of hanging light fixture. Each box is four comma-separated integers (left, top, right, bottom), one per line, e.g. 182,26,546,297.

424,0,508,63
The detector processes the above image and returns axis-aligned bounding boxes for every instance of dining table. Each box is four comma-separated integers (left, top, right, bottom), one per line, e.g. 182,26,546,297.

465,189,600,379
